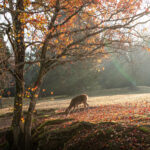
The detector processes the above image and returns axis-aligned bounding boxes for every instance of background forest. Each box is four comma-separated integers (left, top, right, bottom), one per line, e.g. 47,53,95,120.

26,48,150,96
3,47,150,97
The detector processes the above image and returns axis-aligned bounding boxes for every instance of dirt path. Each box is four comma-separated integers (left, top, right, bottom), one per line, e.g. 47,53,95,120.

0,93,150,129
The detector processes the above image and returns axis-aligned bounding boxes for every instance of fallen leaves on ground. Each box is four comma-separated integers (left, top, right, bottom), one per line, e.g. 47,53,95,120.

65,100,150,126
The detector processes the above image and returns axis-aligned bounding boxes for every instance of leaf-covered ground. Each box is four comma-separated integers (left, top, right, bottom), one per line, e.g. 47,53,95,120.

0,88,150,150
29,120,150,150
31,99,150,150
65,100,150,126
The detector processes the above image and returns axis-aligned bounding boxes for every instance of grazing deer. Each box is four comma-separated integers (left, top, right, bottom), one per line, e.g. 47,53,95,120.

65,94,89,114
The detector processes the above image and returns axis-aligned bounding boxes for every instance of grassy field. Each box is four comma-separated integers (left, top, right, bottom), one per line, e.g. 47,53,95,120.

1,86,150,114
0,86,150,127
0,86,150,149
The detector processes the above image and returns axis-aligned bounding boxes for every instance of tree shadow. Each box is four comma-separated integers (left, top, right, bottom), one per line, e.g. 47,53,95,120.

55,106,99,116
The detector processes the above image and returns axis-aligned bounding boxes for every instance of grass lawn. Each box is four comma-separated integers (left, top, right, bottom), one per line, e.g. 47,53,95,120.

0,86,150,149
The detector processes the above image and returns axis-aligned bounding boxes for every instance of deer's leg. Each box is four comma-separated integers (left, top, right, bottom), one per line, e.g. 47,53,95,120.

66,106,71,115
76,105,81,112
86,103,89,108
84,103,89,111
84,103,87,110
76,105,79,110
72,106,76,112
68,109,71,115
86,103,89,110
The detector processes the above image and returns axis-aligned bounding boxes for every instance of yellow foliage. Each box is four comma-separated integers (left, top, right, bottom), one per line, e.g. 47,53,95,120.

97,59,102,63
146,47,150,51
21,117,25,123
34,94,39,98
62,56,66,59
42,89,46,92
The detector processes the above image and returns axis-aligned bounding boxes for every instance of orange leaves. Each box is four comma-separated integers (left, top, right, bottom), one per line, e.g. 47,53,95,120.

67,101,150,126
17,39,21,43
25,86,39,98
21,117,25,123
5,0,146,65
25,86,54,98
92,0,143,21
42,89,46,92
64,0,83,9
23,0,31,8
18,13,30,25
26,14,47,31
7,91,11,96
17,93,24,98
62,56,66,59
144,46,150,52
34,94,39,98
25,1,142,40
54,39,59,44
25,91,30,98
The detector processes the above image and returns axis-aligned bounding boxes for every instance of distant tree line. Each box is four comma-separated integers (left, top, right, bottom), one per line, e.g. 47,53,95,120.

2,48,150,97
23,48,150,96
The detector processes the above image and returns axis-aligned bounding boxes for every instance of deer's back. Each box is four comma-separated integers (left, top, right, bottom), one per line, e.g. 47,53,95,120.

70,94,88,106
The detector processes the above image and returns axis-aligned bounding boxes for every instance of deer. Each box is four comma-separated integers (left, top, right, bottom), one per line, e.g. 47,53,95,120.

65,94,89,115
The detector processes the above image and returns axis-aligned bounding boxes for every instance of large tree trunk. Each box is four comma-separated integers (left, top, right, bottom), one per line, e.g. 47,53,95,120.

12,79,24,150
12,54,25,150
11,0,25,149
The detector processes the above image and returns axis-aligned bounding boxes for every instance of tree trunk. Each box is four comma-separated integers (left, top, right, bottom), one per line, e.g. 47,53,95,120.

11,0,25,148
24,95,37,150
12,79,24,150
24,69,44,150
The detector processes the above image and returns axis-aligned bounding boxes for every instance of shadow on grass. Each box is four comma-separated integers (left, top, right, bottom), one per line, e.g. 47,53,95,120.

0,116,150,150
31,120,150,150
54,106,98,116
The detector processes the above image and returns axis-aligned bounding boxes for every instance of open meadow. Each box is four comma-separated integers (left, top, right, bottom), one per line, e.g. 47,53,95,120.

0,87,150,149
